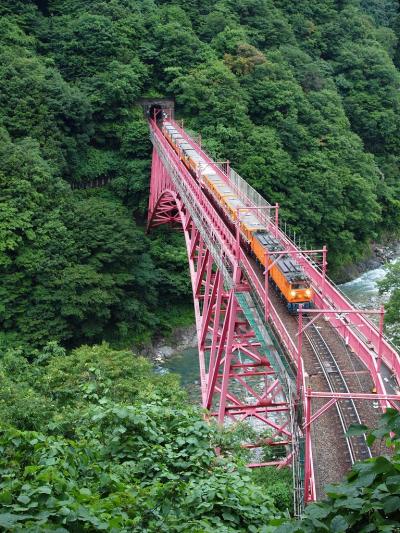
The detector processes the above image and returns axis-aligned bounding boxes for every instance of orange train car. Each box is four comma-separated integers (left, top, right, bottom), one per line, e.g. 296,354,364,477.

251,232,312,311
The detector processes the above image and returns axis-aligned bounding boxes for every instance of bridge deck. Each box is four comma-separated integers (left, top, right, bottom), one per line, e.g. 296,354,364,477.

267,281,379,497
174,121,398,369
148,117,400,506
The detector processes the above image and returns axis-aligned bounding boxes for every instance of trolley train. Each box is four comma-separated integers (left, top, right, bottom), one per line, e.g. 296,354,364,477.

161,120,313,312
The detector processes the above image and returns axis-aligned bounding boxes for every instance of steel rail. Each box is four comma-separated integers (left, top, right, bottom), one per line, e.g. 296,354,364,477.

171,119,400,382
303,319,372,464
148,117,397,507
174,118,400,387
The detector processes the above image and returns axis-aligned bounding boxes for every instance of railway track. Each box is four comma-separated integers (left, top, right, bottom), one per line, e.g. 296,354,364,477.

188,161,375,480
247,252,376,479
302,317,373,464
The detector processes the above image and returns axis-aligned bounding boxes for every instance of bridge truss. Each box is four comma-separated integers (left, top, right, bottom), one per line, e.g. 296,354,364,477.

147,115,400,510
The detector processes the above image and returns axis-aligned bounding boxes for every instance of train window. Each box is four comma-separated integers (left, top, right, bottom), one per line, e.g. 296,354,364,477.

292,282,308,289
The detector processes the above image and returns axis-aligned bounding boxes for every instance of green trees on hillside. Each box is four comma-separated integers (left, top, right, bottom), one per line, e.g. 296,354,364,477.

170,59,249,129
276,2,400,235
0,0,399,346
361,0,399,28
0,48,90,178
0,129,189,349
163,0,400,270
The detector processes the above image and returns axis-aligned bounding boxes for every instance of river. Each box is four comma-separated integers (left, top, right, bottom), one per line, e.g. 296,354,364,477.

159,260,398,396
339,264,390,309
158,345,201,400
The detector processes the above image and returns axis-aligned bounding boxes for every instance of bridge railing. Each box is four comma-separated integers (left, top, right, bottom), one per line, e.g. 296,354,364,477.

273,215,400,361
158,120,299,367
165,120,400,383
150,120,237,286
297,242,399,349
226,168,272,227
226,166,399,368
275,227,400,378
173,121,272,226
153,119,314,506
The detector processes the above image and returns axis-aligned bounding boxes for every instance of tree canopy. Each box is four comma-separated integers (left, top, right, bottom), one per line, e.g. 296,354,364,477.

1,0,400,347
0,342,291,531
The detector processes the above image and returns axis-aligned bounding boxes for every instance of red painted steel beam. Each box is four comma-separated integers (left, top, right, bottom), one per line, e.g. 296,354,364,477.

147,141,292,458
147,118,399,508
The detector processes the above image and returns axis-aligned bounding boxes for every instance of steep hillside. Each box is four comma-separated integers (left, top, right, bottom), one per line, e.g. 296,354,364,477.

1,3,400,531
1,0,399,349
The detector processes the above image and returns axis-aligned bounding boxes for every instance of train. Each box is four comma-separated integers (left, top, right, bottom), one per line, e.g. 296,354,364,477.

161,120,313,312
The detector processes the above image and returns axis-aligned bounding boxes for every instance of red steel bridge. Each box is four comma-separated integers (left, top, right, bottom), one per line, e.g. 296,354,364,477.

146,108,400,513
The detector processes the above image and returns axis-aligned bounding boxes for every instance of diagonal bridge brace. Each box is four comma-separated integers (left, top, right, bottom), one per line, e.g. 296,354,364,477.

147,131,294,462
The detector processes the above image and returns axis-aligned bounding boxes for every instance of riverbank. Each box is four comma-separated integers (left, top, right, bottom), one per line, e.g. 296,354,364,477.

337,239,400,283
143,323,197,364
147,325,200,400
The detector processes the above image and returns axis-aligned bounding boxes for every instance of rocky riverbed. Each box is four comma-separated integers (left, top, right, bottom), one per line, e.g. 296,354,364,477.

142,324,200,398
144,324,197,364
338,240,400,283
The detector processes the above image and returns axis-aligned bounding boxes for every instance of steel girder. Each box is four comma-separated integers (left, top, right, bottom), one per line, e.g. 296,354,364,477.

148,145,293,467
147,119,400,509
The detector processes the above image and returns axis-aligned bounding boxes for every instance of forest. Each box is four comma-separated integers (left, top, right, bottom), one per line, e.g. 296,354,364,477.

2,0,400,350
1,0,400,530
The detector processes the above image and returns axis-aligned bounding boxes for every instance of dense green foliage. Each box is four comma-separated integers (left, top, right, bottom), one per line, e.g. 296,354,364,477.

0,343,291,531
1,342,400,531
277,409,400,532
1,0,400,349
379,261,400,347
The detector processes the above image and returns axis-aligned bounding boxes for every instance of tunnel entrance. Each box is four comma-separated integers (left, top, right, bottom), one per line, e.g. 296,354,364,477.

149,103,162,120
138,98,175,121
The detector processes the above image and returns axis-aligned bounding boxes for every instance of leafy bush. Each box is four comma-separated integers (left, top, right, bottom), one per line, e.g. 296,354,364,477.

0,406,280,531
277,409,400,532
0,342,293,531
